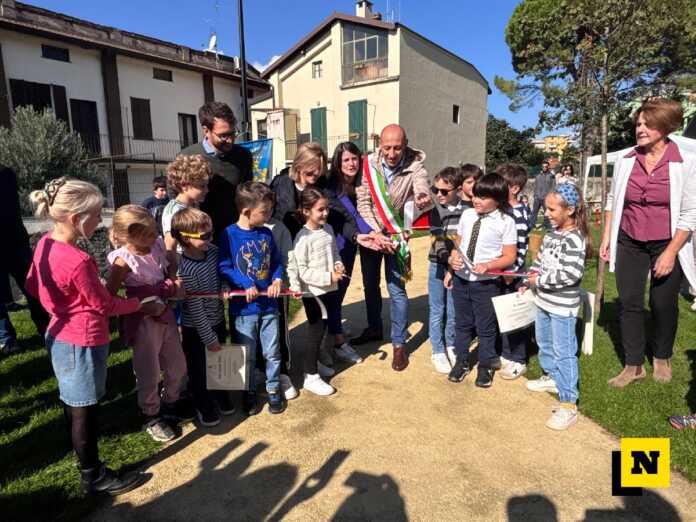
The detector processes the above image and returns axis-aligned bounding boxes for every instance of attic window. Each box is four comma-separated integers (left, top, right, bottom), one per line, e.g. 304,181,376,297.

41,44,70,62
153,68,173,82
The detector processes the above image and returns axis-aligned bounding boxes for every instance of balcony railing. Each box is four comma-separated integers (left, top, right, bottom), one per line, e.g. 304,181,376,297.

342,58,389,86
78,133,188,163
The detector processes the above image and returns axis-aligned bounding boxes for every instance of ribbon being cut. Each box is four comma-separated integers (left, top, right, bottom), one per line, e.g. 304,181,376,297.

362,157,429,283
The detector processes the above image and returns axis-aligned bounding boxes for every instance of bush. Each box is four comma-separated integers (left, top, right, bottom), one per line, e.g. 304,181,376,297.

0,107,104,215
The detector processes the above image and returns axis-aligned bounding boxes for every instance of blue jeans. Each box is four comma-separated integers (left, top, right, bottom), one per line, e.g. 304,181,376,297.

535,308,579,404
46,335,109,407
235,312,281,393
360,246,408,346
0,302,16,347
428,262,455,355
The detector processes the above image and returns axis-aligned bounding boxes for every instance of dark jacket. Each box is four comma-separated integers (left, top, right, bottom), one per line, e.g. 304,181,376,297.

0,165,30,251
326,183,372,252
180,142,253,244
270,168,327,240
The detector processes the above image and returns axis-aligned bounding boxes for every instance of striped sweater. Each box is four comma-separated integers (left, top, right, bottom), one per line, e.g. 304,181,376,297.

506,203,531,271
428,199,471,265
179,244,225,346
531,229,586,316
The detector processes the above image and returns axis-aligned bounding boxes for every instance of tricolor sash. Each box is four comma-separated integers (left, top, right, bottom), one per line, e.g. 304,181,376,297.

363,157,412,282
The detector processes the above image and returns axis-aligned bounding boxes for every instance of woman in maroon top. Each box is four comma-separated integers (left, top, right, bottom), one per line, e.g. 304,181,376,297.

599,98,696,387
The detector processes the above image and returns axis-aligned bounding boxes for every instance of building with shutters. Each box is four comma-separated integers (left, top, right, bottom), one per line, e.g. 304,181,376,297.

0,0,269,206
250,0,490,175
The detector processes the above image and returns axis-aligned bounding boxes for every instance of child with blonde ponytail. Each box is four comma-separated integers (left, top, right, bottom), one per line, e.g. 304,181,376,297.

25,178,157,496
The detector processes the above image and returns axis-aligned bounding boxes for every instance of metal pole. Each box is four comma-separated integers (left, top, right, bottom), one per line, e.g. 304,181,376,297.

237,0,250,141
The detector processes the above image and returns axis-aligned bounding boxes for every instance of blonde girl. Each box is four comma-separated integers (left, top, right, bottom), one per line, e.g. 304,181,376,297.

522,183,590,431
106,205,190,443
25,178,152,496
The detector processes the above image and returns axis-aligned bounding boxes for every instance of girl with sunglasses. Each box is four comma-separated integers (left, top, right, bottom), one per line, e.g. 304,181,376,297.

107,205,190,443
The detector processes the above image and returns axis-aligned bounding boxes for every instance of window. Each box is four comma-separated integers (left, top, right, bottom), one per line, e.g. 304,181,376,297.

153,68,173,82
131,97,153,140
452,104,460,125
312,60,323,79
9,79,69,124
178,113,198,148
257,119,268,139
41,44,70,62
70,99,101,154
342,23,388,84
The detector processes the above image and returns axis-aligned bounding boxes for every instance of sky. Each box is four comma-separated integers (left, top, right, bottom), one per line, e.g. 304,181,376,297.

28,0,548,134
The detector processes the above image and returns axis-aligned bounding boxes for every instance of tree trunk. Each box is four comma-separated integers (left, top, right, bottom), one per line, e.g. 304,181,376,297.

594,110,609,319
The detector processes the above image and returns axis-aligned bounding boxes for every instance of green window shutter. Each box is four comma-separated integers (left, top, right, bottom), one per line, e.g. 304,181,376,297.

348,99,367,153
310,107,327,151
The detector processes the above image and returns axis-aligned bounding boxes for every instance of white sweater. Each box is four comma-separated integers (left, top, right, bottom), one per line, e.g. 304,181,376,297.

605,136,696,290
288,225,342,295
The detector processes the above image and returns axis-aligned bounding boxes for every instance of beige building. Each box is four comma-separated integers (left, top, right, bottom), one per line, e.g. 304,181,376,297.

251,0,490,175
532,135,573,157
0,0,269,205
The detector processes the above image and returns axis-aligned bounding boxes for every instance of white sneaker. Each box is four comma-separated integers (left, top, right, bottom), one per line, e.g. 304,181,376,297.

317,361,335,378
526,375,559,393
546,407,578,430
500,361,527,380
446,346,457,366
691,300,696,311
431,353,452,374
499,355,513,370
335,342,363,364
303,373,335,396
279,373,298,400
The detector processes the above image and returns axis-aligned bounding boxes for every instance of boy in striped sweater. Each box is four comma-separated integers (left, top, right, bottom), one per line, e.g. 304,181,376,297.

428,165,481,373
172,208,232,428
497,164,531,380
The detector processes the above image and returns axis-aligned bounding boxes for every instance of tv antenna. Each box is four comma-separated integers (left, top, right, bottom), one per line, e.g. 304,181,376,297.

202,0,223,62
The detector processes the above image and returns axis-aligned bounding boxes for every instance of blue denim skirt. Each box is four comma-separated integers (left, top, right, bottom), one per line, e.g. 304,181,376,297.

46,335,109,407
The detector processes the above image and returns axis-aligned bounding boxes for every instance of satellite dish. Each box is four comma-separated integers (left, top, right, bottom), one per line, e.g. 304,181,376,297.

204,33,218,53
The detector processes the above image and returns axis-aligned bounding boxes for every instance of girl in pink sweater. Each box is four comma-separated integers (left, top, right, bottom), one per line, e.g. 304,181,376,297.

26,178,157,497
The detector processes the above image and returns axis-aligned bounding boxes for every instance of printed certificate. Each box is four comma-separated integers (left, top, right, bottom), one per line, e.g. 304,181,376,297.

206,344,249,390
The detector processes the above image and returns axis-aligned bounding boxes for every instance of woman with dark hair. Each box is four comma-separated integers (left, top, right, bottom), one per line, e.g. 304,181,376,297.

600,98,696,387
556,164,577,185
325,142,375,364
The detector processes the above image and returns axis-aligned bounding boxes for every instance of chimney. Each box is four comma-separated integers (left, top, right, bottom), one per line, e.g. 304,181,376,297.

355,0,373,18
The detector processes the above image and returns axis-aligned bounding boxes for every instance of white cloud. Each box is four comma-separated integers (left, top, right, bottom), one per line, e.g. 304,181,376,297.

251,54,281,72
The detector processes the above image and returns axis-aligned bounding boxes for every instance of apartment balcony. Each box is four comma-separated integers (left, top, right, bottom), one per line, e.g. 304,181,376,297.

79,133,188,163
341,58,389,86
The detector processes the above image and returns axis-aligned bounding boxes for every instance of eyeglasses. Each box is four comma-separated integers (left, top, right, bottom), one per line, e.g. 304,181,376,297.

430,186,460,196
210,129,238,142
179,231,213,240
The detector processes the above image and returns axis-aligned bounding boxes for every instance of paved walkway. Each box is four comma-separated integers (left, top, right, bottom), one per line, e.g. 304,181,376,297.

90,237,695,521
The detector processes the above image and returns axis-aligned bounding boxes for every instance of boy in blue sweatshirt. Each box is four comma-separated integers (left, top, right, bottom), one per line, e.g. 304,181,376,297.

219,182,285,415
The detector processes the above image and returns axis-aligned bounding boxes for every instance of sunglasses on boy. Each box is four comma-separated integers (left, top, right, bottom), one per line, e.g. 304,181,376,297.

430,185,460,196
179,231,213,240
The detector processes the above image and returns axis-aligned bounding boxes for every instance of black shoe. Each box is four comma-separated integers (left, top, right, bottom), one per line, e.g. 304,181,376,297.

215,393,236,416
197,406,221,427
475,367,495,388
80,464,145,496
267,390,286,414
490,356,502,370
161,399,196,423
244,392,262,416
351,327,384,346
448,358,471,383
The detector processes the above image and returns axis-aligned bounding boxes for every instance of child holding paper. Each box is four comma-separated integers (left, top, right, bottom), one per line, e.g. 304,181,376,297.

521,183,589,431
497,164,531,380
445,173,517,388
172,207,232,427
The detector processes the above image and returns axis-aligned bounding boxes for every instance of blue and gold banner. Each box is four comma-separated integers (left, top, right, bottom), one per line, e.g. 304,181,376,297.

238,138,273,183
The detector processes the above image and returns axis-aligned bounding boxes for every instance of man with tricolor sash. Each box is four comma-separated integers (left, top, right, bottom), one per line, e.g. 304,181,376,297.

353,124,432,371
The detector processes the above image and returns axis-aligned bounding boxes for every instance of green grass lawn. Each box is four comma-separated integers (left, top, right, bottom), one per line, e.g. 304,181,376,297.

527,223,696,480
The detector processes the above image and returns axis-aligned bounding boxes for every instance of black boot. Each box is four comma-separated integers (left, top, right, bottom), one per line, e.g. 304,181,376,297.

80,464,144,496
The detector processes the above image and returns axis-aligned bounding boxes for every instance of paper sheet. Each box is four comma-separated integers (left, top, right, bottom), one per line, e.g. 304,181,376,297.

492,290,537,333
580,290,595,355
205,344,249,390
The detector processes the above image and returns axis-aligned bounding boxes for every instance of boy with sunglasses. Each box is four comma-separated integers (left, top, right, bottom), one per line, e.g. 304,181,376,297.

428,166,478,373
172,208,233,427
